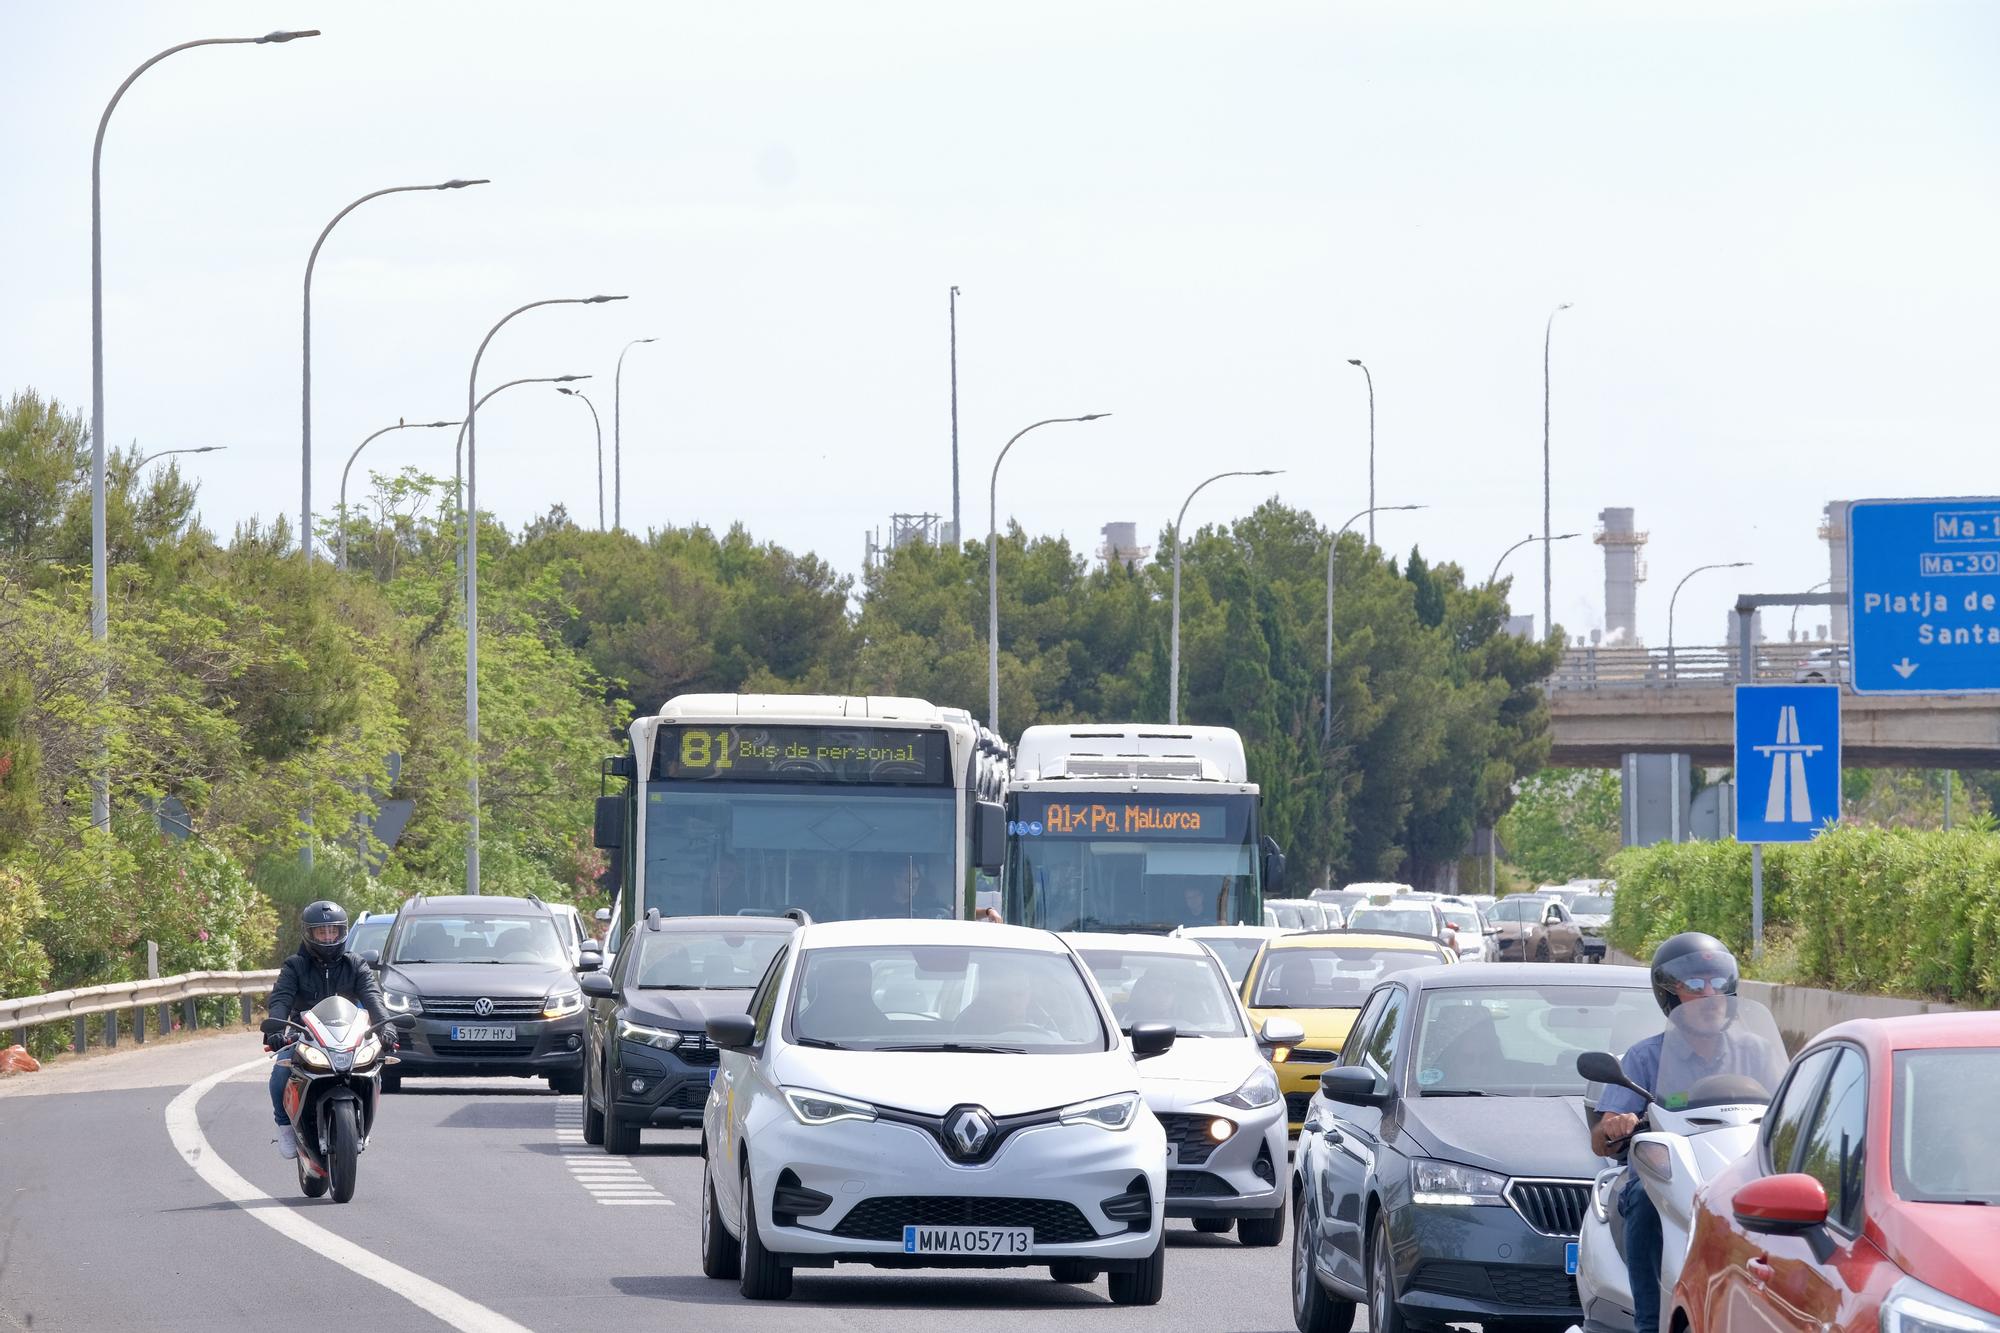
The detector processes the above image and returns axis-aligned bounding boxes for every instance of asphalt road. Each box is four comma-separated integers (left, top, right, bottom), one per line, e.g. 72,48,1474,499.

0,1033,1316,1333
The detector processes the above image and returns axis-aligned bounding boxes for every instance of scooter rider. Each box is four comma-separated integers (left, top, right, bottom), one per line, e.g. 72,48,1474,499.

1588,932,1761,1333
265,901,390,1159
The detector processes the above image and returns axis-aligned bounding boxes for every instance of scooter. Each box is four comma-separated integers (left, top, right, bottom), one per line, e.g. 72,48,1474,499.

1566,996,1788,1333
262,997,415,1204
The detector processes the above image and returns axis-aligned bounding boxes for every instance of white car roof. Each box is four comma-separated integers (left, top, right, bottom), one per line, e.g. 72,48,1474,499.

798,918,1067,953
1063,931,1208,957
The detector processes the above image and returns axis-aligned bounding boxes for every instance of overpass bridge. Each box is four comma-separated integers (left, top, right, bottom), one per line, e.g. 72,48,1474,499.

1547,642,2000,768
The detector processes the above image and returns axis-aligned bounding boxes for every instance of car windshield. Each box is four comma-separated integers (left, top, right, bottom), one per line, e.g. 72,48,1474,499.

630,929,789,990
1250,946,1441,1009
1490,897,1543,923
391,914,566,966
1894,1049,2000,1204
347,919,391,957
1080,949,1245,1039
788,944,1108,1053
1185,935,1266,984
1269,902,1313,928
1413,985,1665,1097
1569,895,1614,915
1348,907,1436,936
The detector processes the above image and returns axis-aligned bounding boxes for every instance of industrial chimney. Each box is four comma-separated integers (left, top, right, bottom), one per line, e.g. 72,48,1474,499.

1595,507,1649,645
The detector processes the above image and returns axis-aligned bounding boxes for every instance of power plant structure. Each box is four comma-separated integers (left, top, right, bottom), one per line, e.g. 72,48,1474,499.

1594,507,1649,645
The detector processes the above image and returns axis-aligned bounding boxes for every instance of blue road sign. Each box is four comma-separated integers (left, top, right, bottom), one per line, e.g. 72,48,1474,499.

1734,685,1841,844
1849,497,2000,695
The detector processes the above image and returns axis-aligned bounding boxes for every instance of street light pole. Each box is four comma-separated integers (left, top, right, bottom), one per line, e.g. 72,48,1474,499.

987,413,1110,732
1667,561,1751,681
1323,503,1427,743
89,27,318,830
465,297,625,893
135,445,226,470
612,337,655,533
337,420,456,570
1789,580,1831,641
1488,531,1581,587
1169,469,1282,725
1542,302,1573,641
1346,359,1375,546
555,386,605,529
454,375,591,522
301,178,486,560
949,286,961,544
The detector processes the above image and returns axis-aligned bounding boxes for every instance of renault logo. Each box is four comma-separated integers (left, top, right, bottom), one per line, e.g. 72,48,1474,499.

945,1106,996,1159
473,997,494,1017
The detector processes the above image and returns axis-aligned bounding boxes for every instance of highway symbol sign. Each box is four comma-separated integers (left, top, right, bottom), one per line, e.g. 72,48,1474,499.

1734,684,1840,844
1848,497,2000,695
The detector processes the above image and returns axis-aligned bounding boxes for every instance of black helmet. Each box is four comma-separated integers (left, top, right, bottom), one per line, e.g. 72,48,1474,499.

301,900,350,963
1649,931,1739,1015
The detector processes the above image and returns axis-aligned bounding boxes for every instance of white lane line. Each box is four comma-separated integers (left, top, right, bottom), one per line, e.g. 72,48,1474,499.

166,1057,533,1333
599,1198,673,1206
551,1095,674,1206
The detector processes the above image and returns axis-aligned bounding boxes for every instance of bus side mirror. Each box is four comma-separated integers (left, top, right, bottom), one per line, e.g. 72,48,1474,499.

973,800,1006,877
1261,836,1287,897
594,794,624,850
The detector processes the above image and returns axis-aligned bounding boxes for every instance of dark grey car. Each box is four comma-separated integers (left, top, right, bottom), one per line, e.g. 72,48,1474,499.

1290,963,1663,1333
376,895,589,1093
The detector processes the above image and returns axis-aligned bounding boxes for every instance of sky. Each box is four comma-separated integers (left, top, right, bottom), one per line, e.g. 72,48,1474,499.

3,1,1996,649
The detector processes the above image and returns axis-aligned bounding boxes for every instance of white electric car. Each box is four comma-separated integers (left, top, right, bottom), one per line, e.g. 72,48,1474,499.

1069,933,1300,1245
699,919,1170,1303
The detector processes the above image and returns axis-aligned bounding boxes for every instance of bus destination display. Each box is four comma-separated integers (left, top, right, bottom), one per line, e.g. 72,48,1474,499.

658,724,950,786
1008,795,1241,840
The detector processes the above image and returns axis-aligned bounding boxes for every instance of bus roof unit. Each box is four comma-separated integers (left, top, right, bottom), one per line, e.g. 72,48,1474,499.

1012,723,1248,785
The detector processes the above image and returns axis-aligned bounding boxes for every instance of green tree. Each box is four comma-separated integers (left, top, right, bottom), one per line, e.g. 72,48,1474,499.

1497,768,1623,885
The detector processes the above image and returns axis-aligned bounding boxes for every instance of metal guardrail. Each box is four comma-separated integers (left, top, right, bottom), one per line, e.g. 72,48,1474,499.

2,968,277,1054
1551,642,1848,691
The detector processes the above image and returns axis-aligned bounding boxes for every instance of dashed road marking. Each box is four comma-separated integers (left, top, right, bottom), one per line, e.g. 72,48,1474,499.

554,1096,673,1206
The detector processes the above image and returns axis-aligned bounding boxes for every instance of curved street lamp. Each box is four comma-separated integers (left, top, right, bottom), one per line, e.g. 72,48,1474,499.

1323,503,1427,742
1488,531,1581,587
612,337,655,532
555,386,606,529
986,413,1110,732
135,445,226,470
1168,469,1283,725
1346,359,1376,546
1667,561,1751,681
337,420,457,570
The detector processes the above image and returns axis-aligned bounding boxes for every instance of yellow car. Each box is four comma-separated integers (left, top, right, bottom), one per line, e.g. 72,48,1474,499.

1240,931,1454,1130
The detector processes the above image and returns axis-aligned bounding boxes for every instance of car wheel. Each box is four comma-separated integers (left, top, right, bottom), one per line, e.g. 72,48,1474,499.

1048,1259,1100,1283
1368,1213,1413,1333
1238,1199,1285,1248
604,1106,641,1155
582,1066,606,1146
700,1157,740,1280
1535,940,1551,963
1292,1191,1355,1333
1106,1235,1164,1306
738,1165,792,1300
1194,1217,1233,1234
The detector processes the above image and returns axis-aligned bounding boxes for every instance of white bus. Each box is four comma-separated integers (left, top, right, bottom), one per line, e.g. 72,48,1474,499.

593,694,1009,925
1001,723,1285,933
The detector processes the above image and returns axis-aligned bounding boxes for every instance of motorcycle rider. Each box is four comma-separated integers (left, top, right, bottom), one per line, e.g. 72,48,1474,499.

1588,932,1776,1333
265,900,390,1159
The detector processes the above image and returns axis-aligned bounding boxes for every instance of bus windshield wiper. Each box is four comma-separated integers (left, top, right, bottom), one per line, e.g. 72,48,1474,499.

876,1042,1025,1054
1420,1089,1489,1097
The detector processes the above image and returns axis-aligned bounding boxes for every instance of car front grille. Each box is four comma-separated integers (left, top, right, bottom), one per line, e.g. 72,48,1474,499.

430,1039,536,1058
422,996,546,1019
1285,1091,1314,1123
1410,1260,1578,1310
1165,1171,1237,1198
660,1082,708,1111
830,1196,1099,1244
1289,1047,1339,1064
1157,1113,1219,1166
673,1033,720,1067
1506,1179,1592,1236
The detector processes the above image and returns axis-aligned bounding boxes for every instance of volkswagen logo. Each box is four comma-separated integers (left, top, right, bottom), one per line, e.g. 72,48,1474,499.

945,1106,996,1159
473,997,494,1017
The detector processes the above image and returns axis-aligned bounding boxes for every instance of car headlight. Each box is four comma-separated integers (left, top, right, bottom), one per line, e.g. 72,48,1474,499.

382,989,422,1015
617,1017,684,1050
1216,1064,1281,1110
542,988,585,1020
295,1043,331,1071
352,1035,382,1069
1060,1092,1142,1131
1409,1158,1508,1205
1882,1276,2000,1333
782,1088,877,1126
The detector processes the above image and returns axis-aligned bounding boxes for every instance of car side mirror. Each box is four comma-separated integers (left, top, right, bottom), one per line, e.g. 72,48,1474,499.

578,972,617,998
1319,1065,1392,1108
1733,1174,1829,1235
1260,1016,1306,1048
360,949,382,968
1128,1022,1176,1059
390,1013,418,1033
593,794,624,850
1260,836,1287,897
972,800,1006,877
1575,1050,1652,1103
707,1013,759,1051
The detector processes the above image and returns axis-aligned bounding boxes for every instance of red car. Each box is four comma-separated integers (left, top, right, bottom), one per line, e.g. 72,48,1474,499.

1672,1012,2000,1333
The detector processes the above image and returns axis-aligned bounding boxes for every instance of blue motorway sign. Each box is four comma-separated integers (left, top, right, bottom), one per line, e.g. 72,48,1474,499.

1734,685,1841,844
1849,497,2000,694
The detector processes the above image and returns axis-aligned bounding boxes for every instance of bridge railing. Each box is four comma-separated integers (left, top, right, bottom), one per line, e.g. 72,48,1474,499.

1552,642,1848,691
1,968,277,1054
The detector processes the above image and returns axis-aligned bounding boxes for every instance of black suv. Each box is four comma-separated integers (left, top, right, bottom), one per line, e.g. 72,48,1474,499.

578,910,796,1153
376,894,588,1093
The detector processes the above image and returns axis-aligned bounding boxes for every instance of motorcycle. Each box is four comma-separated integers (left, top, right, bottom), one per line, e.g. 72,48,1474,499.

1566,995,1788,1333
262,998,415,1204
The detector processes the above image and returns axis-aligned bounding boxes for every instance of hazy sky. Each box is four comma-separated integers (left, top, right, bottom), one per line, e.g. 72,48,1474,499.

4,1,1995,647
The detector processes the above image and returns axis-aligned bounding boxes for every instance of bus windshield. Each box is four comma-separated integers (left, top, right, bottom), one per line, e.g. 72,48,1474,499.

1005,791,1262,932
644,786,957,922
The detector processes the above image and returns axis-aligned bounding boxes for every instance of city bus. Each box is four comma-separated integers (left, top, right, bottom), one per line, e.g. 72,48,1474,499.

1001,723,1285,933
592,693,1010,925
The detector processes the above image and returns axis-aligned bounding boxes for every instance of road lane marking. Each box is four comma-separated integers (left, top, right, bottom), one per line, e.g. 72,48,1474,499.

552,1095,672,1206
166,1057,535,1333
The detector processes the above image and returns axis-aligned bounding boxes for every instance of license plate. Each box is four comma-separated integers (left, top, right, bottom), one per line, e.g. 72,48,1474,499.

901,1225,1032,1256
1565,1241,1579,1275
450,1025,515,1041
